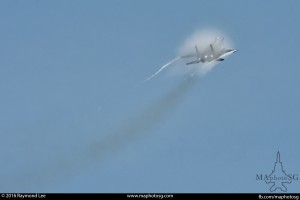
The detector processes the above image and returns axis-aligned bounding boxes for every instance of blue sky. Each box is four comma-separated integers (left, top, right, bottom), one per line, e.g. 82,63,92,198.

0,0,299,193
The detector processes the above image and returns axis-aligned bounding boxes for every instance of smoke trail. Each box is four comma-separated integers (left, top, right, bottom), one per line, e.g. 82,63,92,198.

139,57,181,84
2,76,196,192
87,76,196,160
4,69,203,192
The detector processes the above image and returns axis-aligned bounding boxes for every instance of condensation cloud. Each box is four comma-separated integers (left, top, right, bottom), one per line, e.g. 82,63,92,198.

170,29,234,77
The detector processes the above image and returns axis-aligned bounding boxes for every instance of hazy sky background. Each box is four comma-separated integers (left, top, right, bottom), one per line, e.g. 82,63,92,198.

0,0,299,193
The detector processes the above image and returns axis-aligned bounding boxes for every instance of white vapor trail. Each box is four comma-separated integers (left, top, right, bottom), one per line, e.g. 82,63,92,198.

140,57,181,84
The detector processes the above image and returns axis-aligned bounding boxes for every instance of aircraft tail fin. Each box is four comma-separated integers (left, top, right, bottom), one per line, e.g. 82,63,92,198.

210,44,215,54
195,45,200,58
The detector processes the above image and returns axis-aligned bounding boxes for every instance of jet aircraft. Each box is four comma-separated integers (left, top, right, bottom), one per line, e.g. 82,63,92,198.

181,37,237,65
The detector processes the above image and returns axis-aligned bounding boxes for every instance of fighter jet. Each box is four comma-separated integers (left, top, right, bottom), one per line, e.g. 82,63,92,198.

181,37,237,65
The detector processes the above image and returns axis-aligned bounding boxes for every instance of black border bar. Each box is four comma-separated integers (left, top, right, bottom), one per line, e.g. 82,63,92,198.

1,193,300,200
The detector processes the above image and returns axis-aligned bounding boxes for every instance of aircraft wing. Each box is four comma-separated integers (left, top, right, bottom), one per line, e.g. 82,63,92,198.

207,57,224,63
186,60,200,65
